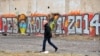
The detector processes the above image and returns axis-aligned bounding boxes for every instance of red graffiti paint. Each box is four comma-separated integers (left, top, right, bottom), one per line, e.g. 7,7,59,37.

63,18,68,34
0,17,2,31
90,26,96,37
88,13,96,37
4,25,7,32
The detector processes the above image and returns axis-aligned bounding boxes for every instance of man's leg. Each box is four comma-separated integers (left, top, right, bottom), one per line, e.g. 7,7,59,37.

42,37,47,51
47,38,58,52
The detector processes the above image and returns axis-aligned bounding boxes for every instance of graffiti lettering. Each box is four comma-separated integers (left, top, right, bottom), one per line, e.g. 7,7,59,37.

75,16,82,34
7,18,13,33
83,14,89,34
90,14,100,35
12,18,18,33
2,18,7,32
0,13,100,36
55,16,65,34
68,16,75,34
27,16,46,33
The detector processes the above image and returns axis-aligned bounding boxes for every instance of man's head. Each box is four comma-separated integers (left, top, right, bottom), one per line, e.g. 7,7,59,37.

43,20,48,26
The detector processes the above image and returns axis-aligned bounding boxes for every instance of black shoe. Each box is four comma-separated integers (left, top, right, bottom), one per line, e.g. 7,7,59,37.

55,48,58,52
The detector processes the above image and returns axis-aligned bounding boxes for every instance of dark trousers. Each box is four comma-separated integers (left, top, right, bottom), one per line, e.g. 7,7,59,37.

42,37,57,51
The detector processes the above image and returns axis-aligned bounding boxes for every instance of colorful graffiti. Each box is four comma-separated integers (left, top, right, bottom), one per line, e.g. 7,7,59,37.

0,13,100,36
18,14,27,34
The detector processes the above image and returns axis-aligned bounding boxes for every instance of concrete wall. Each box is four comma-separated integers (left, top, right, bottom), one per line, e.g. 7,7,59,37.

35,0,65,14
0,0,29,15
0,0,65,15
0,0,100,15
65,0,100,13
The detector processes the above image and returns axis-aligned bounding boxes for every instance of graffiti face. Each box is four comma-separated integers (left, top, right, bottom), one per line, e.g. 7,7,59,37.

18,14,26,21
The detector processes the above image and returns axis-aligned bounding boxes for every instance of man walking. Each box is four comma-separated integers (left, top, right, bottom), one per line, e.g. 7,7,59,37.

41,20,58,52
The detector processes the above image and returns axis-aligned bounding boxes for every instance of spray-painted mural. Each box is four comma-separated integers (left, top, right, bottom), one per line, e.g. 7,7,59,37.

0,13,100,36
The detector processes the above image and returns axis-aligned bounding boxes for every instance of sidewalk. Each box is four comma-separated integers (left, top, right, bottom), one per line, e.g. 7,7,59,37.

0,35,99,56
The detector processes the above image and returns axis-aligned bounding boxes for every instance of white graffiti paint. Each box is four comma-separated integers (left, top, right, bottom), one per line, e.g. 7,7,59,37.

76,16,82,34
68,16,75,34
83,14,89,34
90,14,100,35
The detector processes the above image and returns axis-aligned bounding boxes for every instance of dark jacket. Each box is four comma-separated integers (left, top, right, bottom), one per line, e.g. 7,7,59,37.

44,23,52,38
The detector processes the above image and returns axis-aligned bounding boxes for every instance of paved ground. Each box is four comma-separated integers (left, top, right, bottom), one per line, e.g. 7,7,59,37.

0,34,100,56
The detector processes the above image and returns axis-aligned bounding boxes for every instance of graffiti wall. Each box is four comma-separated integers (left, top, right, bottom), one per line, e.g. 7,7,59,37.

0,13,100,36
